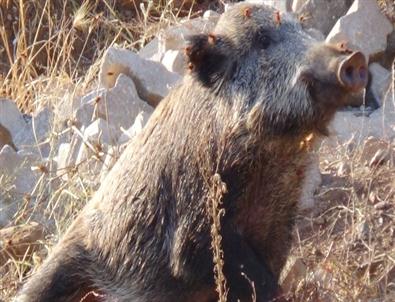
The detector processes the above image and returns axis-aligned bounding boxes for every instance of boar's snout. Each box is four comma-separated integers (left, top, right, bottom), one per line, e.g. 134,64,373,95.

337,51,368,93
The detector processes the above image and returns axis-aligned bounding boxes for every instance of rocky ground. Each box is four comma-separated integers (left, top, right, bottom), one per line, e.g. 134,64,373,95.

0,0,394,301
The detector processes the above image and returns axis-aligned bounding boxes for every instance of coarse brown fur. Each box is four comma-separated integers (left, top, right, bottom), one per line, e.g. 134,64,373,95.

16,3,367,302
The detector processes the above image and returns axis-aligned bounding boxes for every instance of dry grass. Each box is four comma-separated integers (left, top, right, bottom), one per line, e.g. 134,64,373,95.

288,139,395,301
0,1,394,302
0,0,207,112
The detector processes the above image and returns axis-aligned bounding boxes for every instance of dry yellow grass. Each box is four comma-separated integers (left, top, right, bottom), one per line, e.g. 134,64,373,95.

288,140,395,301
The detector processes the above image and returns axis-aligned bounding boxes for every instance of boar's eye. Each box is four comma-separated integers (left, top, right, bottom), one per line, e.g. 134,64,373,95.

255,30,272,49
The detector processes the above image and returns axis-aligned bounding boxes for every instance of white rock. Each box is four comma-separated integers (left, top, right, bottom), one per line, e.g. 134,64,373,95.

0,99,26,139
161,50,186,75
76,74,154,140
0,145,39,226
369,97,395,139
56,143,72,173
138,38,161,61
330,111,370,144
99,47,181,107
52,91,84,127
0,145,38,193
74,88,106,128
75,120,109,167
329,94,395,145
326,0,393,58
368,63,392,107
0,199,15,227
158,27,190,54
156,16,218,57
0,145,22,175
55,134,82,178
139,13,219,63
13,107,53,158
294,0,351,36
118,111,151,145
84,118,116,145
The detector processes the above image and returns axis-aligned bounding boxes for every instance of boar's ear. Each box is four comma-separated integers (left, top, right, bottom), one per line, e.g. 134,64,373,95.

185,34,232,87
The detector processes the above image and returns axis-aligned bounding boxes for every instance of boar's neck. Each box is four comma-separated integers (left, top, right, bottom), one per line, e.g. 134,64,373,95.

146,80,321,204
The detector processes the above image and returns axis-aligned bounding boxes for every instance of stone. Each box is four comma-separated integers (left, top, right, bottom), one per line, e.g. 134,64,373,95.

161,49,186,75
73,77,154,178
326,0,393,58
0,99,26,139
157,27,189,55
139,14,220,70
76,75,153,141
13,107,53,158
0,222,45,265
0,145,39,226
163,17,217,51
138,38,161,61
329,94,395,145
0,145,38,195
369,94,395,138
294,0,352,36
55,134,82,179
74,88,107,128
149,14,219,64
118,111,151,145
75,118,116,166
56,143,72,173
368,63,392,107
99,47,181,107
84,118,117,146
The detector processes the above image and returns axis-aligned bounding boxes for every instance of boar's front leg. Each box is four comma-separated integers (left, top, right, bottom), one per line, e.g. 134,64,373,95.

221,226,280,302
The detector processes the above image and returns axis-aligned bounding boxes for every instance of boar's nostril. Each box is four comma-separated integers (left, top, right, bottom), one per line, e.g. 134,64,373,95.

359,66,367,81
345,66,353,79
337,51,368,93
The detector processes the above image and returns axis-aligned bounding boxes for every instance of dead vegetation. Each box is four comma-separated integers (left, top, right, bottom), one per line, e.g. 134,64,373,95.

287,139,395,301
0,1,394,302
